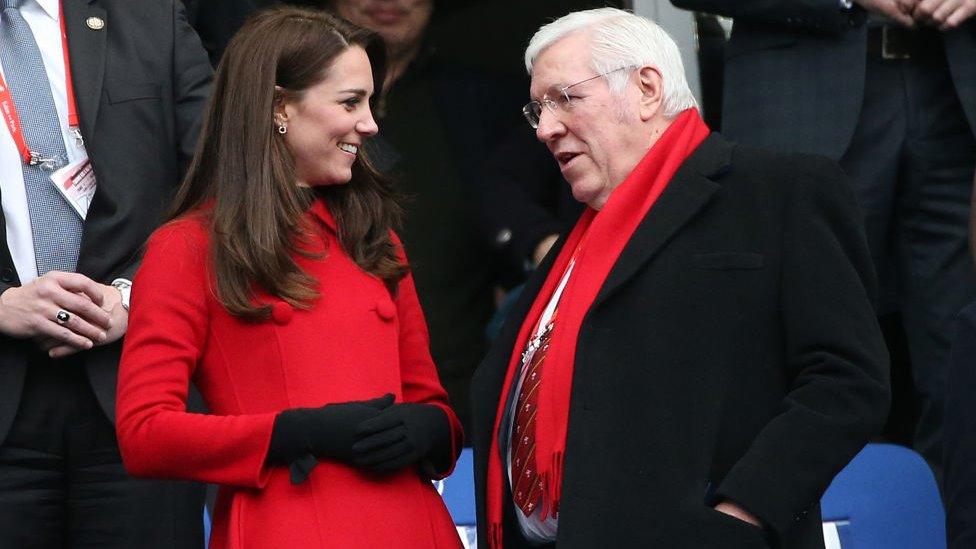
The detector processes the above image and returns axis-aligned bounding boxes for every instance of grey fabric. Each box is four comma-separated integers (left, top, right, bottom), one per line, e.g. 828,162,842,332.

0,0,82,274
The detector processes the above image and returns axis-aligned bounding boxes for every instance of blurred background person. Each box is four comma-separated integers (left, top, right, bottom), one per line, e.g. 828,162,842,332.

672,0,976,481
114,8,463,548
0,0,211,546
325,0,529,433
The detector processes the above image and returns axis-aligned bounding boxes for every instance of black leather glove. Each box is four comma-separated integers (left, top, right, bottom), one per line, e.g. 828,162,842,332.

267,393,394,483
351,402,452,474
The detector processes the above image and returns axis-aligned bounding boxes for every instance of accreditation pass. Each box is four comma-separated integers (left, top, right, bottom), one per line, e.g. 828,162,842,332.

49,155,96,219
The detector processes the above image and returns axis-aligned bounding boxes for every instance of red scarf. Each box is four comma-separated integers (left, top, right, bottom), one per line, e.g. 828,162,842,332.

486,108,710,547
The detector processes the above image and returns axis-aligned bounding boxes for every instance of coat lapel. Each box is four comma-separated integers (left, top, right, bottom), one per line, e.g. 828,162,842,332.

593,134,733,307
62,0,106,135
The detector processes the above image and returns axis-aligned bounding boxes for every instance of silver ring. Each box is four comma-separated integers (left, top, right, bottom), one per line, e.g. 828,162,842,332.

55,309,70,324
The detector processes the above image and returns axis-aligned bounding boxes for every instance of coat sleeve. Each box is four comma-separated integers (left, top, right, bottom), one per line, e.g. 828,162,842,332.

945,303,976,549
115,220,277,488
171,0,214,175
392,235,464,478
714,156,890,537
670,0,861,33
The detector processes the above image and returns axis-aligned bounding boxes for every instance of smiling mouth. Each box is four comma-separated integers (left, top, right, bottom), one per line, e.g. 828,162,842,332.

338,142,359,156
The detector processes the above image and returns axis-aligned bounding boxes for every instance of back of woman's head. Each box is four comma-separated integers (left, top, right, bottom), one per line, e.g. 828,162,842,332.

172,6,403,320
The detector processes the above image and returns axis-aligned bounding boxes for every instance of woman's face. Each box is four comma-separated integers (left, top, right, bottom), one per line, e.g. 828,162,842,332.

332,0,433,55
278,46,379,187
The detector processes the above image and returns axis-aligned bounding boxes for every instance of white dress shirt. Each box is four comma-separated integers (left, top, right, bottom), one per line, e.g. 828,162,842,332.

0,0,87,284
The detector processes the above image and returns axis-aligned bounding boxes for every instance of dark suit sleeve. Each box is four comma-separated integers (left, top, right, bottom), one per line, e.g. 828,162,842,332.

111,0,211,284
945,303,976,549
171,0,214,176
671,0,861,33
714,157,890,537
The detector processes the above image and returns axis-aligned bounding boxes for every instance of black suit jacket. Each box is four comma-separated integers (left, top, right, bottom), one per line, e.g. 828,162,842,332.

0,0,212,444
470,134,890,548
670,0,976,159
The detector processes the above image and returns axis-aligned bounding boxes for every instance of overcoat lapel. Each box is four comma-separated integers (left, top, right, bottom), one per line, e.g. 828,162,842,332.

593,134,733,307
62,0,106,137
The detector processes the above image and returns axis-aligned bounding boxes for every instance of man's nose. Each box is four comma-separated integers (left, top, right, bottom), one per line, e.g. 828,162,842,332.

535,108,566,143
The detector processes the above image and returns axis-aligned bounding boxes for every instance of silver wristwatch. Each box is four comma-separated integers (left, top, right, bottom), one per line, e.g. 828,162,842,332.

111,278,132,312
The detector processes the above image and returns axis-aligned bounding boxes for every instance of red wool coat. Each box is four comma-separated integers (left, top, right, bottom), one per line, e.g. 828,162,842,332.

116,199,463,549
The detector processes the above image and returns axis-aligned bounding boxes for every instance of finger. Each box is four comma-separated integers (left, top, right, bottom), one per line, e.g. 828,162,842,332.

367,453,416,473
932,0,961,23
354,440,412,468
896,0,918,13
55,290,112,330
890,5,918,26
352,426,407,454
30,311,94,350
912,0,939,22
52,272,106,307
356,412,402,437
48,344,82,359
945,3,976,26
362,393,395,410
45,304,107,343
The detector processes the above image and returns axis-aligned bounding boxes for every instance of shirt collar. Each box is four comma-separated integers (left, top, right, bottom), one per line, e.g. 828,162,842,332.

34,0,60,22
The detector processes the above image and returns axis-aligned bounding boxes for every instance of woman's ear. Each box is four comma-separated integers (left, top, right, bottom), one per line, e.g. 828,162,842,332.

273,85,289,126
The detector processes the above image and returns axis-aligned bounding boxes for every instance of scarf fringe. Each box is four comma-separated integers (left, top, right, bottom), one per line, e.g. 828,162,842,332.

489,521,502,549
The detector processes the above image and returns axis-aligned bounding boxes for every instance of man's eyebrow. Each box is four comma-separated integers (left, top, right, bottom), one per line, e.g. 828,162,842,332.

529,84,561,101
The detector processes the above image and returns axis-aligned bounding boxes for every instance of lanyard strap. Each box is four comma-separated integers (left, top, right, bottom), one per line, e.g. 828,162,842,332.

0,0,80,166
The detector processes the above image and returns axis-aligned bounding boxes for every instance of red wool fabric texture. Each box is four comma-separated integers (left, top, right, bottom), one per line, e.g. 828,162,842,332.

486,108,711,548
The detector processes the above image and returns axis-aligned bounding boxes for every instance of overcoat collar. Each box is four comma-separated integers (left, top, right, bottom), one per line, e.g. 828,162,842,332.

592,132,733,307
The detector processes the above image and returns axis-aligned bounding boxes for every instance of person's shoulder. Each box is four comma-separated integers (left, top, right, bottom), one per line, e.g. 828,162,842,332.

146,210,211,259
729,141,843,179
720,138,851,198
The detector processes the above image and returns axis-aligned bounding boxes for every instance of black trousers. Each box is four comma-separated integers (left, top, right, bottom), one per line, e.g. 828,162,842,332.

839,30,976,480
0,354,204,548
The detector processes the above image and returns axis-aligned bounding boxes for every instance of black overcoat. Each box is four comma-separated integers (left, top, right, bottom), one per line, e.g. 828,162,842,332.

470,134,890,549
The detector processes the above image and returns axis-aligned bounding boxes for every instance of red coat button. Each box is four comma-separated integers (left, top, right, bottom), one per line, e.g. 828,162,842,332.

271,301,293,325
374,299,396,321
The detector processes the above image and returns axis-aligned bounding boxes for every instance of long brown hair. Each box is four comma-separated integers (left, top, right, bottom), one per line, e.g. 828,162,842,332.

171,6,406,320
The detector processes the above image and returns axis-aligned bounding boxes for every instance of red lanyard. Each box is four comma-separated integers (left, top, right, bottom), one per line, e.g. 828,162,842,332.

0,0,80,167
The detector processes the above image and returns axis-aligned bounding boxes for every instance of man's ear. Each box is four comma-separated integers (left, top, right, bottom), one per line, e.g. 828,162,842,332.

637,66,664,121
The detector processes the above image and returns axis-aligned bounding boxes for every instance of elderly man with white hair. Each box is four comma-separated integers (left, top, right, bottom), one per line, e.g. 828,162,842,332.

470,8,889,549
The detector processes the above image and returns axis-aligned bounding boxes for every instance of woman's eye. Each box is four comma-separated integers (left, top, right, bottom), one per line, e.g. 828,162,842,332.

343,97,361,110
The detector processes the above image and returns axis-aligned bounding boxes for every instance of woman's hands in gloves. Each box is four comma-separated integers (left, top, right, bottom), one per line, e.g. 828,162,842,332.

267,393,395,483
351,403,452,475
266,395,453,482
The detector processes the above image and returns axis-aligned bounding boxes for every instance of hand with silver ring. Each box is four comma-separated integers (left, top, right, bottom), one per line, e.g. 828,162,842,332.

0,271,112,356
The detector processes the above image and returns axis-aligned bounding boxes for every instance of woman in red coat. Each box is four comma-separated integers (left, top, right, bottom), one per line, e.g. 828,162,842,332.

115,7,463,548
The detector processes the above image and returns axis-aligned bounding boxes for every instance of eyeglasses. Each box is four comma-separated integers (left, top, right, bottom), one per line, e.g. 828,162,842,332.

522,66,638,129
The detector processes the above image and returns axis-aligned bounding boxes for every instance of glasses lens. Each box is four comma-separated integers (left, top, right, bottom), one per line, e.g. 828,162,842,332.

522,102,542,129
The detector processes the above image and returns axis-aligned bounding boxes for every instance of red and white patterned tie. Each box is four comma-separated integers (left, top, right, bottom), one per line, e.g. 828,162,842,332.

510,320,553,517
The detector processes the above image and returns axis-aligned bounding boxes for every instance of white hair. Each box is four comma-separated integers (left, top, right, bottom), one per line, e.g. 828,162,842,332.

524,7,698,118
